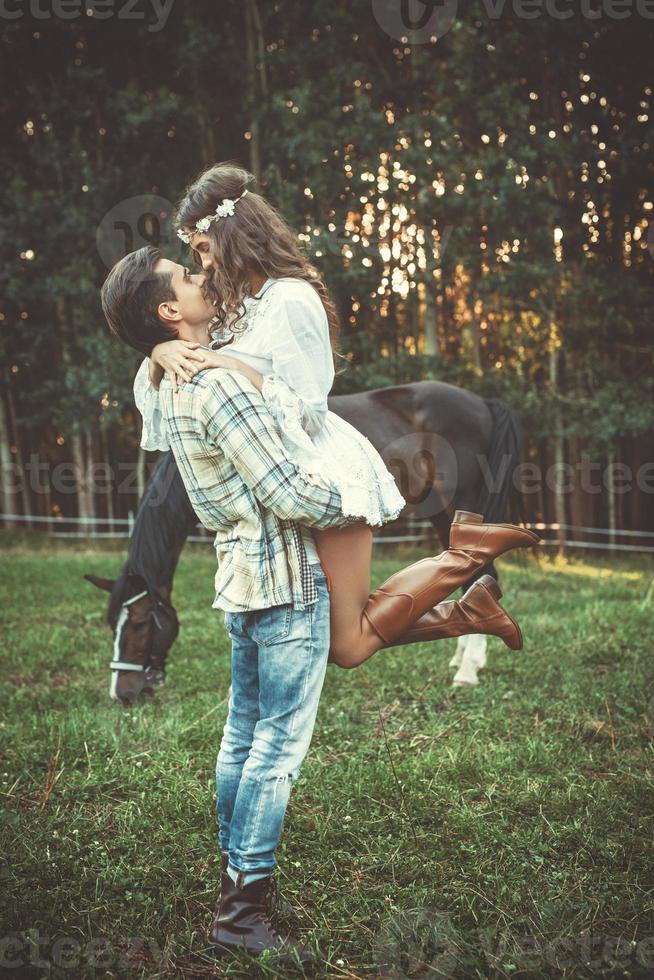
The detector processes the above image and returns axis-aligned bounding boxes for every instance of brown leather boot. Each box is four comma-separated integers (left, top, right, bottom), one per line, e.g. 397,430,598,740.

220,850,294,919
209,869,316,964
362,510,539,647
381,574,523,650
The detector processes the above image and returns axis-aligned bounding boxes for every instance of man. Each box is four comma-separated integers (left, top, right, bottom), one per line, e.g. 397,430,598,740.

102,246,357,964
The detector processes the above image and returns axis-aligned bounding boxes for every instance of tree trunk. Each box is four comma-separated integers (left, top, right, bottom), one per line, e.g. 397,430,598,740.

549,344,567,555
568,436,585,546
0,392,17,524
419,279,439,357
469,305,483,373
40,464,53,533
630,435,642,532
3,372,32,528
71,430,96,535
606,445,617,549
245,0,265,184
100,428,115,533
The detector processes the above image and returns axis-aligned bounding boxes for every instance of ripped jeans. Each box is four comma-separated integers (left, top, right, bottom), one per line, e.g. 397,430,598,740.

216,563,330,886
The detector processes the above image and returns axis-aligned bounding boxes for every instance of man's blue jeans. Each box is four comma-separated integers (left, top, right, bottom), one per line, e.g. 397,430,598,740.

216,563,330,887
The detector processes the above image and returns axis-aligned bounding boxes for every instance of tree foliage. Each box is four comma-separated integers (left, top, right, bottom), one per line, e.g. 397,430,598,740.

0,0,652,514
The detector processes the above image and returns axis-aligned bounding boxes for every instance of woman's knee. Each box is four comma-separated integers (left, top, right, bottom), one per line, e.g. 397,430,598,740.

327,643,361,670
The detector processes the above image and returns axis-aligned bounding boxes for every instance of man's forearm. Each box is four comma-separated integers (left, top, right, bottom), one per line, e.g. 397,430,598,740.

204,374,351,529
264,460,351,529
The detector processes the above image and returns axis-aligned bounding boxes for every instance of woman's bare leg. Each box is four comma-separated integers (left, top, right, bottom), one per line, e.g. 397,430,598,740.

313,523,385,669
313,512,534,670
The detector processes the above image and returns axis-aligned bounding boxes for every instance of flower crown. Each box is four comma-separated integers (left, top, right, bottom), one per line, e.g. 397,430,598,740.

177,189,249,245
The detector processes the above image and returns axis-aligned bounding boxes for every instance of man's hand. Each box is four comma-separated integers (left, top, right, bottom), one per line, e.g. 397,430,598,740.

151,340,206,392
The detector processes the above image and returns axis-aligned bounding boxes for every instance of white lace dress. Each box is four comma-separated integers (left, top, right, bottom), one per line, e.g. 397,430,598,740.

133,276,406,528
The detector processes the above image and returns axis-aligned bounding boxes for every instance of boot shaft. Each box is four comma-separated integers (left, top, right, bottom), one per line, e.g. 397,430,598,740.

384,575,523,650
449,518,540,558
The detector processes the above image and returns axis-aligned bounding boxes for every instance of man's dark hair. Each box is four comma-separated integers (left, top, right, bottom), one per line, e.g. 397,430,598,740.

101,245,178,356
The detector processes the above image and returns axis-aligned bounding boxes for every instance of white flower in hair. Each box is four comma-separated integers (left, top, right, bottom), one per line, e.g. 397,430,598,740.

215,199,237,218
176,189,249,246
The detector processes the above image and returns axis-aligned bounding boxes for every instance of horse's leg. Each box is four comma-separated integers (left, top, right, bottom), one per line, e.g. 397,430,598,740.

439,528,490,684
450,634,467,668
451,633,488,686
445,445,493,686
430,506,486,687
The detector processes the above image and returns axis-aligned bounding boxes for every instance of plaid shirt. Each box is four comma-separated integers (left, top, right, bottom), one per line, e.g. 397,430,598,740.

158,367,351,612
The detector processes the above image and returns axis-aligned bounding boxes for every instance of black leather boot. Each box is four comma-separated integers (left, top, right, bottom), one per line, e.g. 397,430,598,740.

209,868,316,964
220,850,294,920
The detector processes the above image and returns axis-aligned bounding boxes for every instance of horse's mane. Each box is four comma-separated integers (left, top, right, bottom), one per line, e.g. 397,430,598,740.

107,452,198,625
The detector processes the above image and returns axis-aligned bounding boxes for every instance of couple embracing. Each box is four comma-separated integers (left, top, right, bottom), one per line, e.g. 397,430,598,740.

101,162,538,965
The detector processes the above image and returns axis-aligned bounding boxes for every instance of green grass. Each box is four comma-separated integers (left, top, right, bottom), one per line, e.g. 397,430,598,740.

1,535,653,978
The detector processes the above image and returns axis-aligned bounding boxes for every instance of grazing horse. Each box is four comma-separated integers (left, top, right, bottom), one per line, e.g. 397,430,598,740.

86,380,525,704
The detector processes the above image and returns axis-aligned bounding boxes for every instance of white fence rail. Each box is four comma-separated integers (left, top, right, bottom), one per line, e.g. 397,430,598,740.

2,513,654,553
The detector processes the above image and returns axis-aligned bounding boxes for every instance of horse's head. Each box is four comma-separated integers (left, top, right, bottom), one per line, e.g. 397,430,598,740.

84,572,179,705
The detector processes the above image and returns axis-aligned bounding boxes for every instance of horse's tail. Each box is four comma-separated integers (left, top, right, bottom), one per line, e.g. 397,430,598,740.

477,397,524,525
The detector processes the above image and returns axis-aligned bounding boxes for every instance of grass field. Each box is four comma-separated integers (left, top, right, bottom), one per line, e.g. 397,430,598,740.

1,535,653,979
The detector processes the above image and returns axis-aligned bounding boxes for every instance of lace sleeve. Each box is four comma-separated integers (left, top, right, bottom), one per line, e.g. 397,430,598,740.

133,357,171,452
260,373,324,462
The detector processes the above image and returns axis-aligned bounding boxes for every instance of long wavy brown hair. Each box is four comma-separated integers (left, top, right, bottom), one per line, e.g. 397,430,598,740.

175,162,344,374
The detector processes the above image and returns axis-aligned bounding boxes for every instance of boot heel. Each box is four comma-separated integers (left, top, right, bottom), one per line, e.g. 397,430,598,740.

478,574,502,601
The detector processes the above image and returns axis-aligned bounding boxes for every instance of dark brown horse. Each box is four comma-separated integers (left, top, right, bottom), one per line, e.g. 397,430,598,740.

86,380,524,704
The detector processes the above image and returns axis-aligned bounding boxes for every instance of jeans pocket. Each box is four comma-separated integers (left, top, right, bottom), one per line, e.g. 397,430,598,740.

255,604,293,646
224,612,248,637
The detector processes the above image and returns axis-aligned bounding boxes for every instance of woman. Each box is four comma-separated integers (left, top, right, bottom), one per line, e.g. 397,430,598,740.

134,162,538,667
